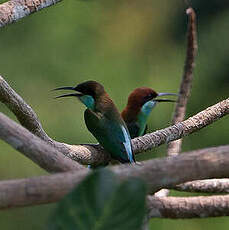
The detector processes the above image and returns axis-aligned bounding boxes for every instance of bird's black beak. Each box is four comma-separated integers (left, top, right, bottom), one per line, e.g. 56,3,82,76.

53,86,83,98
153,98,177,103
153,92,178,103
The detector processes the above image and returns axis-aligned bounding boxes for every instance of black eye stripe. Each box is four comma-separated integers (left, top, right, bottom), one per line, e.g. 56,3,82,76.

143,94,154,101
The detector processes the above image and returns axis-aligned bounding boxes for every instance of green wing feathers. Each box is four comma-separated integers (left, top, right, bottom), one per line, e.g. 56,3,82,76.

84,109,135,163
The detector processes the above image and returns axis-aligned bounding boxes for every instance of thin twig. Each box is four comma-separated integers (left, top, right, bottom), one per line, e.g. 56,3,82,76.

155,7,197,198
158,7,198,198
0,0,62,27
0,145,229,209
146,7,197,223
167,7,197,156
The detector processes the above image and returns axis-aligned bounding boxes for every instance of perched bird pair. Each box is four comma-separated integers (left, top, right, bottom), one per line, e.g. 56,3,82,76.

54,81,177,164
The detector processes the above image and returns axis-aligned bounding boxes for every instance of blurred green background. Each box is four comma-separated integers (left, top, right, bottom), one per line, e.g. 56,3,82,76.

0,0,229,229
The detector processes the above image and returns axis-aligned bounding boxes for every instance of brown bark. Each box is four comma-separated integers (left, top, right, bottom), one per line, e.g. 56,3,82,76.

0,0,62,27
176,179,229,193
0,113,85,172
157,8,198,198
167,7,197,156
147,194,229,218
0,145,229,209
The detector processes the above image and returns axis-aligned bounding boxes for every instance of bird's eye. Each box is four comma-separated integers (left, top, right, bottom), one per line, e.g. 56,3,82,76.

143,94,153,101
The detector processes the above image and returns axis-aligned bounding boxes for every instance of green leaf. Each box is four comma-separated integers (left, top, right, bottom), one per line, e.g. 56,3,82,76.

48,169,146,230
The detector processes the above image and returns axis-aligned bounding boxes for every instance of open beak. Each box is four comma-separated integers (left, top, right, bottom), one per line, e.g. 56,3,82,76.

153,92,178,103
153,98,177,103
53,86,83,98
158,92,179,97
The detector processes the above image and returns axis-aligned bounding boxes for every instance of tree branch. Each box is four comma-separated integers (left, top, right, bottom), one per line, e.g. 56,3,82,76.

0,75,110,166
0,0,61,28
0,170,88,209
147,194,229,218
0,76,52,142
1,76,228,166
132,97,229,154
156,7,197,198
167,7,197,156
0,112,85,172
176,179,229,193
4,108,225,196
0,145,229,209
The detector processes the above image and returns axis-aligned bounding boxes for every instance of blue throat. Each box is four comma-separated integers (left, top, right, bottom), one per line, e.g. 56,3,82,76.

137,100,157,136
79,95,95,111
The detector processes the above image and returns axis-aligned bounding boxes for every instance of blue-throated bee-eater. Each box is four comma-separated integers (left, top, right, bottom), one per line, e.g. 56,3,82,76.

121,87,177,138
54,81,135,164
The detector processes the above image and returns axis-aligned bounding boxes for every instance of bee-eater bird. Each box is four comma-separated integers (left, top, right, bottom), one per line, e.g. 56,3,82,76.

54,81,135,164
121,87,177,138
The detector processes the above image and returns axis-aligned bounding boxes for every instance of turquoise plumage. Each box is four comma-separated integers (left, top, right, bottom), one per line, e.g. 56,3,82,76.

54,81,135,164
122,87,177,138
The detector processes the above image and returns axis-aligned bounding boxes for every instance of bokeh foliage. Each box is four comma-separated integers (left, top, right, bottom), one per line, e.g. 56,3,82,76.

0,0,228,229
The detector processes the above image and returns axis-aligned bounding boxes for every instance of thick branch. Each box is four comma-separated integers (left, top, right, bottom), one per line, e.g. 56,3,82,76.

0,113,84,172
114,145,229,192
0,0,61,28
147,194,229,218
176,179,229,193
1,76,228,166
0,145,229,209
167,7,197,156
0,170,88,209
